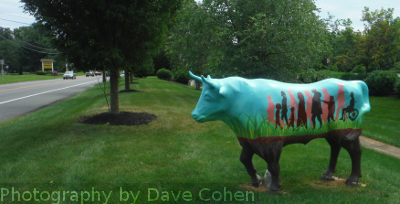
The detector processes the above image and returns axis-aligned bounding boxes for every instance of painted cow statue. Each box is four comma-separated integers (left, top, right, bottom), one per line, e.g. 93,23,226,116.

189,71,371,193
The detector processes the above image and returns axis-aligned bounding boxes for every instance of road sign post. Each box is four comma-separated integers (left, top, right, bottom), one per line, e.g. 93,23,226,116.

327,58,330,70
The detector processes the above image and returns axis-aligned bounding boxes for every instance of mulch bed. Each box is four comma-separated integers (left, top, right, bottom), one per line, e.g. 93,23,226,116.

119,89,141,93
79,112,157,126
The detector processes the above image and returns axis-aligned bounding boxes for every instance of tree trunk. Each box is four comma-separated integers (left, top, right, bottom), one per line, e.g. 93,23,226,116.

130,72,133,83
196,82,201,90
125,69,130,90
19,66,23,75
102,67,106,82
110,69,119,113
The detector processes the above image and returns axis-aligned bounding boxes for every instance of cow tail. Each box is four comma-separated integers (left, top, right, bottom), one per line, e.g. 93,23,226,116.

358,81,371,113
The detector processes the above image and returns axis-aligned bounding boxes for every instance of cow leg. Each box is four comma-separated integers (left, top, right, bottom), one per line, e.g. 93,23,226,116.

260,142,283,194
321,138,342,180
340,137,362,186
239,143,261,187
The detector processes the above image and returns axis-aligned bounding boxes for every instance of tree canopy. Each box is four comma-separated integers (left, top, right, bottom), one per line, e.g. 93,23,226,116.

22,0,181,113
167,0,328,81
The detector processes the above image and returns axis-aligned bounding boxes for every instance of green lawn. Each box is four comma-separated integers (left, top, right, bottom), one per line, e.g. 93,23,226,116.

362,97,400,147
0,71,87,84
0,77,399,203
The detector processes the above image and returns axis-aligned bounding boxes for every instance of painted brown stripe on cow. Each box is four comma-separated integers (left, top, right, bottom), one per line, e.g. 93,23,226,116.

237,128,363,144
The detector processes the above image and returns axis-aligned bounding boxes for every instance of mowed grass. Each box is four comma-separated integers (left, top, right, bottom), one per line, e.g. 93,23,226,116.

0,72,86,84
362,97,400,147
0,77,399,203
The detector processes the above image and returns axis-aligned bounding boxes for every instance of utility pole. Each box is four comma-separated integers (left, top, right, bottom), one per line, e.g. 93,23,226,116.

1,59,4,81
66,59,68,71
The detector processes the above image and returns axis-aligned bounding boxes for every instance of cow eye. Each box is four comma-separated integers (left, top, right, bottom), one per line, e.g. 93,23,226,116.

204,94,212,100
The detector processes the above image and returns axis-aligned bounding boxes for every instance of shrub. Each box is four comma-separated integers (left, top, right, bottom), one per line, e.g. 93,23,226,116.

394,62,400,70
134,66,154,78
395,79,400,96
317,70,367,81
327,65,338,72
364,70,398,96
353,65,366,74
35,71,46,75
156,68,172,80
173,70,190,84
298,69,328,83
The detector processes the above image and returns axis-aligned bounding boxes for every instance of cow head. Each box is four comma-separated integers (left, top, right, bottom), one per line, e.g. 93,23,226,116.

189,71,234,123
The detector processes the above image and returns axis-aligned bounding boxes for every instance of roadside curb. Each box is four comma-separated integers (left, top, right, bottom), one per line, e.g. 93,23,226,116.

360,136,400,159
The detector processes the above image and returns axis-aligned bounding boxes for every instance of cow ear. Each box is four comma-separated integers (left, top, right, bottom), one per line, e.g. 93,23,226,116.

219,87,227,97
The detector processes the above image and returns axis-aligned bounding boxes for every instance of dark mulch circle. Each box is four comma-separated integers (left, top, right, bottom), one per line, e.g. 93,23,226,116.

79,112,157,126
119,89,141,93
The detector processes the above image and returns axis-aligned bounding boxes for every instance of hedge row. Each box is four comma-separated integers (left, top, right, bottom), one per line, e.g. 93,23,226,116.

156,68,172,80
156,68,192,84
299,69,400,96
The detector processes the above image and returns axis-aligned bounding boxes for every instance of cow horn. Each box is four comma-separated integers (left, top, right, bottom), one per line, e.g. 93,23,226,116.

201,75,218,89
189,71,202,83
207,75,212,79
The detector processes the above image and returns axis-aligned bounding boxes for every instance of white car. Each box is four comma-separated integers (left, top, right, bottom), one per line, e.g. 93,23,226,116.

63,71,76,80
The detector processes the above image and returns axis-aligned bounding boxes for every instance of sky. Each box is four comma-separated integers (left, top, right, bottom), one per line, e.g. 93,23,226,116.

0,0,400,31
0,0,35,30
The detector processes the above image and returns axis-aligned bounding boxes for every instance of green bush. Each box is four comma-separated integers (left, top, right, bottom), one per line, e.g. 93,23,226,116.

394,62,400,70
364,70,398,96
395,79,400,96
134,66,154,78
156,68,172,80
353,65,366,74
35,71,46,75
298,69,328,83
327,65,338,72
173,70,190,84
317,70,367,81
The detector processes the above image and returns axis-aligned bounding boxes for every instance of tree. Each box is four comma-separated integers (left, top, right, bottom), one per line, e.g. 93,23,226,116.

166,0,218,89
168,0,328,82
332,19,358,72
0,27,19,73
22,0,181,113
13,24,57,73
354,7,400,73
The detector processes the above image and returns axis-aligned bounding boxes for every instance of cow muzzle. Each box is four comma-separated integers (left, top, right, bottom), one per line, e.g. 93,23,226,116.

191,111,206,122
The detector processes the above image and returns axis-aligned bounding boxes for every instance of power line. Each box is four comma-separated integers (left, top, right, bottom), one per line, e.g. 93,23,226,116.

0,17,32,26
13,36,58,52
0,32,57,52
0,35,60,55
0,13,36,20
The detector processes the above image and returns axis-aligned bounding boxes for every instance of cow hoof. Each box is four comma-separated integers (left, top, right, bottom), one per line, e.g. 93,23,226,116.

268,189,279,195
321,169,335,181
251,174,262,187
321,174,335,181
345,180,359,187
262,170,272,188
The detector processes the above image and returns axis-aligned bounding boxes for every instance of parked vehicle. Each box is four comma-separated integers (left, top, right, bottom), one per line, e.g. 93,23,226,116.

86,71,94,77
95,71,101,76
63,71,76,80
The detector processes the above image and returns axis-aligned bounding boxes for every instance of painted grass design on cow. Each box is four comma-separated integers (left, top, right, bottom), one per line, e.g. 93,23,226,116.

229,113,362,139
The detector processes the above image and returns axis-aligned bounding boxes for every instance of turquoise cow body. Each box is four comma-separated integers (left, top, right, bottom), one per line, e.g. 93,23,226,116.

189,71,370,193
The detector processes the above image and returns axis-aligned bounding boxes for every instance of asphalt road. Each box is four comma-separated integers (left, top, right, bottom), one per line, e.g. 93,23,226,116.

0,76,104,123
